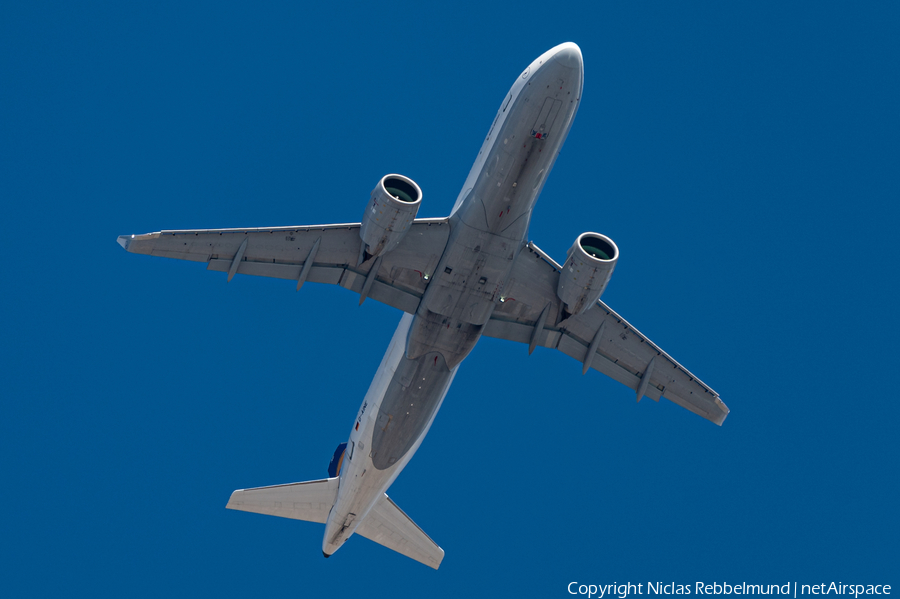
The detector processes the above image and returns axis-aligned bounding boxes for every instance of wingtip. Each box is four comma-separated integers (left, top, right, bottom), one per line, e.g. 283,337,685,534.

225,488,245,510
715,397,730,426
118,231,161,255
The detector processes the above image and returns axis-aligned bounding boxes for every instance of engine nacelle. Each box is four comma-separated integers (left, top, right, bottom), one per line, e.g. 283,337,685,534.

359,174,422,259
557,232,619,316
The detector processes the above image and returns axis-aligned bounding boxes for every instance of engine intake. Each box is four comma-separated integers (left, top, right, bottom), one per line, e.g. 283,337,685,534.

359,174,422,259
557,232,619,315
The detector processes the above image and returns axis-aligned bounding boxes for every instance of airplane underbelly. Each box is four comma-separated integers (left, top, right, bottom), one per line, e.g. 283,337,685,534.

459,58,581,239
324,315,457,552
370,351,453,470
326,44,584,559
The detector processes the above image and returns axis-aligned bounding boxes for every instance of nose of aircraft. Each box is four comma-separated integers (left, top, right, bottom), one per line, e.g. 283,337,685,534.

552,42,583,69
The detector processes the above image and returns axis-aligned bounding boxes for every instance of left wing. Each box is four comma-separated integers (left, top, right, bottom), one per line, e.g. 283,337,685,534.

118,218,450,314
485,242,729,425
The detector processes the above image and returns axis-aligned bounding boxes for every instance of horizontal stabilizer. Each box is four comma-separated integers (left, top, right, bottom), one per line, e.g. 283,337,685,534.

356,493,444,569
226,478,339,524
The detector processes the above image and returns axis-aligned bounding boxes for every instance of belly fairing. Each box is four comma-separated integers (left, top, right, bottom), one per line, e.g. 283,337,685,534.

370,351,453,470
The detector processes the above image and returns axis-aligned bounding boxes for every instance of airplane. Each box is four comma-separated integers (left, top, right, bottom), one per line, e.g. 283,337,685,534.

117,42,728,569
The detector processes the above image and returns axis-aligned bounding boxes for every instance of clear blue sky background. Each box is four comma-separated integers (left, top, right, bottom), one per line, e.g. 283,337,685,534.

2,1,897,597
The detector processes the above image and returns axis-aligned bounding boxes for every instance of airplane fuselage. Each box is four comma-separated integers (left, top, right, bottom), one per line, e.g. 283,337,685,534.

322,43,584,556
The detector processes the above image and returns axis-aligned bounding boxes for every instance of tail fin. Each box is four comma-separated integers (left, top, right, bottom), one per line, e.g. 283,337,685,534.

226,477,339,524
356,493,444,569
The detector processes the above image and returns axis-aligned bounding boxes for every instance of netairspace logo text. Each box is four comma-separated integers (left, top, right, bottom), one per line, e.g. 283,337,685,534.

567,583,892,599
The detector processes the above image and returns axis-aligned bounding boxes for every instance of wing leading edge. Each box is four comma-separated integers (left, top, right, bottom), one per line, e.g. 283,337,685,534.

486,242,729,425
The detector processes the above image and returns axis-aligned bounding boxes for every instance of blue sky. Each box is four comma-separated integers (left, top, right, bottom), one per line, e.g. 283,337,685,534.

2,1,898,596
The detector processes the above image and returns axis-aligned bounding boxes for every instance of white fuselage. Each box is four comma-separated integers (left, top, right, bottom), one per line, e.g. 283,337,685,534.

322,42,584,556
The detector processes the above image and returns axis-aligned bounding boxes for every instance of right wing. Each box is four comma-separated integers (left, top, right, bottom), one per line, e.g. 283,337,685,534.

356,493,444,569
485,242,729,425
117,218,450,314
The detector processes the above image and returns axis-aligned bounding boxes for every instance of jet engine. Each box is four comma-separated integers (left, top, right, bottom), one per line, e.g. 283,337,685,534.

359,174,422,260
557,232,619,316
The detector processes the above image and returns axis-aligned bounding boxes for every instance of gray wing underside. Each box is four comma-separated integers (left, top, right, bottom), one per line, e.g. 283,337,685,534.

118,222,726,424
486,242,729,425
118,218,450,314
